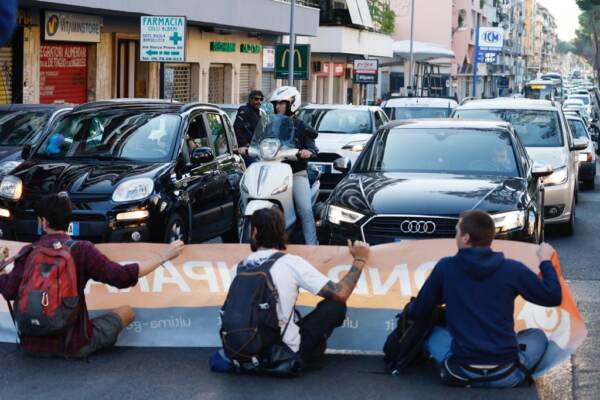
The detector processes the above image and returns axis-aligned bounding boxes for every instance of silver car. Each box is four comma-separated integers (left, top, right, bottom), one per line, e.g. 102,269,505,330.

454,98,589,235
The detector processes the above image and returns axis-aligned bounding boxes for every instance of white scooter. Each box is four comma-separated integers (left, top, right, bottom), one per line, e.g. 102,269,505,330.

238,115,321,243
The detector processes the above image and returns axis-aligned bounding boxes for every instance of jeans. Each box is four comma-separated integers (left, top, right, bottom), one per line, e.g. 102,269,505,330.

293,171,318,245
426,327,548,388
298,299,347,363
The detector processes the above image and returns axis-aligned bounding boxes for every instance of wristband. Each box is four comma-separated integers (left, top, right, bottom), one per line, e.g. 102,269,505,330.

353,257,367,264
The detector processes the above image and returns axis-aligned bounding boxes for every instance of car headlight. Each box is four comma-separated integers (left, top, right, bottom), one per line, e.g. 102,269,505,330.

327,205,364,225
112,178,154,203
541,166,568,186
271,176,290,196
0,161,21,176
260,138,281,160
0,175,22,200
342,140,368,153
492,210,526,233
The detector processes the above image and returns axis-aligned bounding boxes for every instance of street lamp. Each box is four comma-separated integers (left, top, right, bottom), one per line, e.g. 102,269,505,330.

288,0,296,87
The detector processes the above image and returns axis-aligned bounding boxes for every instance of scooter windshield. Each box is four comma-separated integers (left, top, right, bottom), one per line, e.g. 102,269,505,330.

251,114,296,148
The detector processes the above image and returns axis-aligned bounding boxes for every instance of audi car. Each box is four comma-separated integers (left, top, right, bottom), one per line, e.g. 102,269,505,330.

319,120,552,245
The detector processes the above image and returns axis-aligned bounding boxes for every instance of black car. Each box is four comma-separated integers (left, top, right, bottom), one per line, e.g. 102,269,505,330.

0,104,71,176
0,100,245,244
319,120,552,245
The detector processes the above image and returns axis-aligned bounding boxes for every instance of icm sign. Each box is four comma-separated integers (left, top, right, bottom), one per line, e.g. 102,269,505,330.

478,27,504,52
44,11,102,43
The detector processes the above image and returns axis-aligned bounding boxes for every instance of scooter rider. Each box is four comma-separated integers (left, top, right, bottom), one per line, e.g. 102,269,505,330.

270,86,319,245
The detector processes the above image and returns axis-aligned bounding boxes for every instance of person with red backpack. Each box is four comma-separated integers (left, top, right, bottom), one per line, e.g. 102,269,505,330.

0,192,184,358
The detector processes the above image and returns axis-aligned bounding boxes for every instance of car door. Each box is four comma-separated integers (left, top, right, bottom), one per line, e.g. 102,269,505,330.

203,111,241,234
182,111,222,242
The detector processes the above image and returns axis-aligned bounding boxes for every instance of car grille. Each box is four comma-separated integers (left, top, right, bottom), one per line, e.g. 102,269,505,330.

362,216,459,245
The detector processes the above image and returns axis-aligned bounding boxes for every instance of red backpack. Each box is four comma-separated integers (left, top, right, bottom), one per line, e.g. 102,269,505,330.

11,240,80,336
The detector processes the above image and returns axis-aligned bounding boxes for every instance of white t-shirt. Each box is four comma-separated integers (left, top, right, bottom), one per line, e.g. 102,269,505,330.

240,249,329,352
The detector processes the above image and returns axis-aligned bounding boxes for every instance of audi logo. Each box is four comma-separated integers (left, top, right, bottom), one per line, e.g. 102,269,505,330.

400,220,437,234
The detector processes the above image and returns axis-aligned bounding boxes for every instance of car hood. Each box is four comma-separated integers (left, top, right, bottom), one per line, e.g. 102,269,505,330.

0,146,22,162
13,160,169,196
330,172,526,215
525,147,569,169
316,133,372,153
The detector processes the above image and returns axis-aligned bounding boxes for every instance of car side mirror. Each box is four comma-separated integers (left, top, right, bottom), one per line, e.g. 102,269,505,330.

571,137,589,151
531,163,553,178
333,157,351,173
191,147,215,164
21,144,32,160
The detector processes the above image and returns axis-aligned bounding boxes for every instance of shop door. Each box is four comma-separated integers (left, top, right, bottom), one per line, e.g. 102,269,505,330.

40,43,87,104
164,64,191,102
239,64,251,103
209,65,225,104
117,40,149,98
0,46,12,104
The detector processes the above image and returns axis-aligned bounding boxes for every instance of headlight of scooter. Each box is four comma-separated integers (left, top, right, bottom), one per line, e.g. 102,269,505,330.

260,139,281,160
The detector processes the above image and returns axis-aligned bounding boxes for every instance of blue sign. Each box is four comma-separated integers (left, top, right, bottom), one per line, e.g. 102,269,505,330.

477,52,498,64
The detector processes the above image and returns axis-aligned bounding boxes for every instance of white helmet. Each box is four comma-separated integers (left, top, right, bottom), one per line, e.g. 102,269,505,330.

269,86,301,115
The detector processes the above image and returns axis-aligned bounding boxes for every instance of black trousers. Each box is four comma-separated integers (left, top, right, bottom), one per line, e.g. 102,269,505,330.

297,299,347,362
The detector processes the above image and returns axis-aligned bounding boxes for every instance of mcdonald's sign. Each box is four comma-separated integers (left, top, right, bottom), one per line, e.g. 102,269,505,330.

274,44,310,81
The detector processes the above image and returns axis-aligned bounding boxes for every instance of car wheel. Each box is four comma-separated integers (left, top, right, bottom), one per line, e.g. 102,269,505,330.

558,196,576,236
164,213,188,243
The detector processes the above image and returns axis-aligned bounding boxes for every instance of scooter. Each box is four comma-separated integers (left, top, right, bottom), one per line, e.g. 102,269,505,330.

238,115,321,243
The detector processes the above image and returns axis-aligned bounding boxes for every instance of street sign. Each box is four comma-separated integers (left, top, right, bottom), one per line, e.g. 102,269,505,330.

353,59,378,84
478,27,504,52
140,16,186,63
275,44,310,81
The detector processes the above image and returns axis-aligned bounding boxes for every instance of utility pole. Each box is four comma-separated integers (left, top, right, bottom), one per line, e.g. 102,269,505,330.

288,0,296,87
473,21,481,97
408,0,415,95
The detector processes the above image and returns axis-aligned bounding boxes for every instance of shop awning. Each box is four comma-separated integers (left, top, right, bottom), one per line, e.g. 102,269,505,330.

346,0,374,29
393,40,455,62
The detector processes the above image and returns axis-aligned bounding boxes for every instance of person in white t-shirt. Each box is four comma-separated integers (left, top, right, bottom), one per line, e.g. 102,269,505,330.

241,208,370,365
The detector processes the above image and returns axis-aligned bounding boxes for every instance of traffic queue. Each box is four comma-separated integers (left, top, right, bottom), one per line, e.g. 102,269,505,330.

0,76,597,248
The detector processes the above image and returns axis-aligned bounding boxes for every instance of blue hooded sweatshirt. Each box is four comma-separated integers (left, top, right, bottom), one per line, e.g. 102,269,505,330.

0,0,16,46
406,247,562,365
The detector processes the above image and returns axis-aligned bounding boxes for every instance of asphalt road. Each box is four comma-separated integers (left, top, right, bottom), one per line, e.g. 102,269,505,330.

0,172,599,400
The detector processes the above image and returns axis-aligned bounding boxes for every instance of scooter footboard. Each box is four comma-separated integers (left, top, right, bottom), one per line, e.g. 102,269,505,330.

243,200,279,216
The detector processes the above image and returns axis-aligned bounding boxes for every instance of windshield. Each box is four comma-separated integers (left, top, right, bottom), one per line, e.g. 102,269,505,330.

355,128,519,177
315,109,372,134
384,107,452,120
568,119,589,139
524,85,555,100
453,109,563,147
36,110,181,162
0,111,52,146
569,95,590,105
251,114,295,148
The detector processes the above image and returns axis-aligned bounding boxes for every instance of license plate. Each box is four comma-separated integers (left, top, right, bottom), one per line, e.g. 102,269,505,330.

312,163,332,174
37,222,79,236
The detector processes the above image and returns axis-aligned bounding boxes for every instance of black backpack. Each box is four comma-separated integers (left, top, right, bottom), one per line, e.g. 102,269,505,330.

220,252,285,364
383,297,445,375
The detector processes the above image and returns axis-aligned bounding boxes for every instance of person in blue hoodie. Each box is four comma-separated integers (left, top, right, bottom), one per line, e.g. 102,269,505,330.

0,0,17,45
406,210,562,388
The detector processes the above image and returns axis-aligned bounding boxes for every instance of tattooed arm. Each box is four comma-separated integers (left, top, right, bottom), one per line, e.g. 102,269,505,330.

318,240,370,303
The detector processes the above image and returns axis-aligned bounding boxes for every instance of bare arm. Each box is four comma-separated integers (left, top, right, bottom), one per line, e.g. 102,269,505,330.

317,240,369,303
138,240,184,277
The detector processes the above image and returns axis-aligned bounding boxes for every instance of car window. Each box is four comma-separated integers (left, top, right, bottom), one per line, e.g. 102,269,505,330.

567,119,589,139
569,95,590,105
0,111,51,145
356,128,519,177
297,108,325,129
186,115,211,152
454,109,563,147
317,110,372,134
374,111,384,129
37,111,181,162
206,113,230,156
388,107,452,120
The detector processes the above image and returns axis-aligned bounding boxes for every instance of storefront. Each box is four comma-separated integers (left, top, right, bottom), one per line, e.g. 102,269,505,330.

0,10,28,104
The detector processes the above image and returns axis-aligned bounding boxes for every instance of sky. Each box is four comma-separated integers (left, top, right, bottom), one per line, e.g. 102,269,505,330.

537,0,581,42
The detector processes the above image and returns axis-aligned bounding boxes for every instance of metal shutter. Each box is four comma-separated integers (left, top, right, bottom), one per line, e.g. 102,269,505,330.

164,64,191,102
295,80,309,103
209,65,225,104
239,64,251,103
0,46,12,104
261,71,275,97
40,43,87,104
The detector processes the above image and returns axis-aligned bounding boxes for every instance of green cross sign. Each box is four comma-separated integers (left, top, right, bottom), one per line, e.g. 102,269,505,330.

170,32,183,46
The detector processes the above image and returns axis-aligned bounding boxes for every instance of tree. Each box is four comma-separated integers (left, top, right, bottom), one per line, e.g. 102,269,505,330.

576,0,600,80
557,39,575,54
368,0,396,35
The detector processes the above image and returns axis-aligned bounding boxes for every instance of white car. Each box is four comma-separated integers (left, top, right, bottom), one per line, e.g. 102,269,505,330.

563,98,589,121
454,98,589,235
566,113,597,189
381,97,458,120
297,104,389,193
566,94,593,119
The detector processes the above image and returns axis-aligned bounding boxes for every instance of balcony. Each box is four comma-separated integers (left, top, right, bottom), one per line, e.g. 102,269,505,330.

308,26,393,57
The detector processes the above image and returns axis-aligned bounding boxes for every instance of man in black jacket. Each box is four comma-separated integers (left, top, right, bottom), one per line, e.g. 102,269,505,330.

406,210,562,387
234,90,264,164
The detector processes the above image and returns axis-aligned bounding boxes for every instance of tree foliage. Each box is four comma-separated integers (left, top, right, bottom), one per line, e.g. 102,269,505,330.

574,0,600,77
368,0,396,35
557,39,575,54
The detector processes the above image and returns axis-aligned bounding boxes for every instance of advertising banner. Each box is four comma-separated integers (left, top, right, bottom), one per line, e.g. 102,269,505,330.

44,11,102,43
140,16,186,63
353,60,378,84
0,240,585,376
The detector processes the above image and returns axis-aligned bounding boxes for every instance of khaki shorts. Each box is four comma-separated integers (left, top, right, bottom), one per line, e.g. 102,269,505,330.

73,312,124,359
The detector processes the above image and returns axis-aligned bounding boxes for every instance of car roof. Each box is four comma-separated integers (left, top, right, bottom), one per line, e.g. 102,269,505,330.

564,98,585,103
300,104,380,111
71,99,224,114
0,104,71,112
526,79,556,86
456,98,558,111
565,113,585,121
386,118,513,131
382,97,458,107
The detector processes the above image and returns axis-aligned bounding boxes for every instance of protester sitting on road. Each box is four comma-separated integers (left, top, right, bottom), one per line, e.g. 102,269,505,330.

405,210,562,387
215,208,369,373
0,192,184,359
